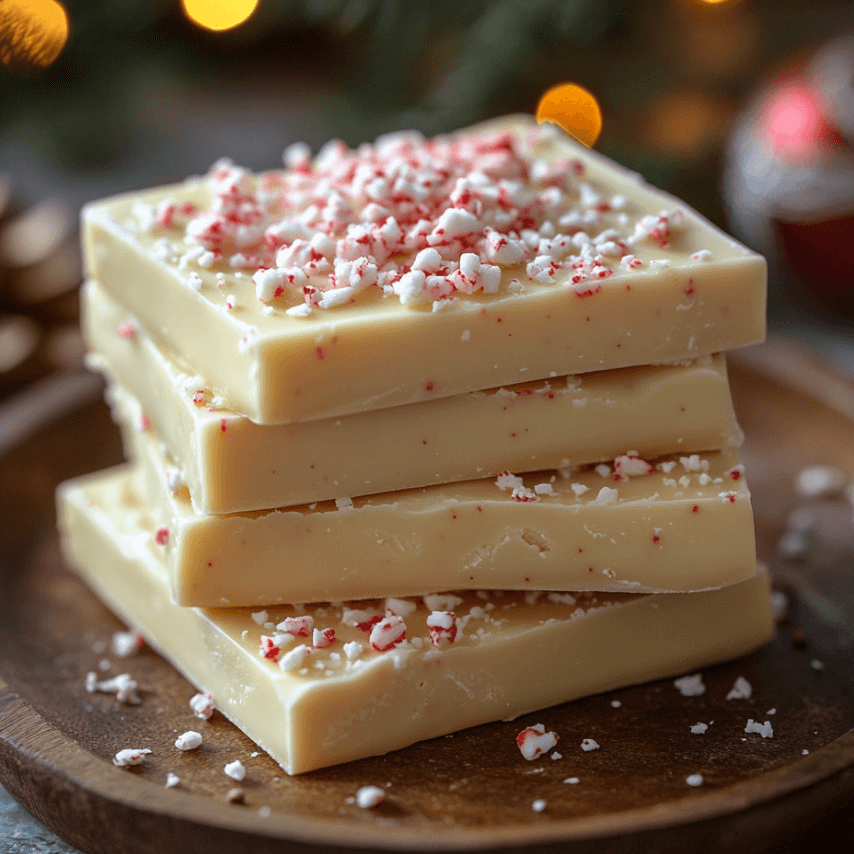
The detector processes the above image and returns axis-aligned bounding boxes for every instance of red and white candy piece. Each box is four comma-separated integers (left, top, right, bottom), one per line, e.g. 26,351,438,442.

312,628,336,648
189,691,214,720
614,452,654,479
277,615,314,638
427,611,457,647
517,724,559,760
114,748,151,767
355,785,386,809
369,615,406,652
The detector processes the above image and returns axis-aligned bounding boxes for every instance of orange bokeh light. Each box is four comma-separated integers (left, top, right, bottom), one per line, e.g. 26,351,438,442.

0,0,68,73
535,83,602,148
182,0,259,32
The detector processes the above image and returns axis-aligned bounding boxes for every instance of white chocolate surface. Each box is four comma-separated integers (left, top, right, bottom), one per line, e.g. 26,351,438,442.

85,280,741,514
122,414,756,605
82,117,765,424
57,467,774,775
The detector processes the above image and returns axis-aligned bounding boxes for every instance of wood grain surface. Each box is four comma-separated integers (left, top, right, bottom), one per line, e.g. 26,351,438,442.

0,339,853,854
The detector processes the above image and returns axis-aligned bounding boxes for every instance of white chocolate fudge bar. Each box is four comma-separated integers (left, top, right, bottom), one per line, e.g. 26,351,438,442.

123,414,755,604
85,280,741,514
58,467,774,775
83,116,765,424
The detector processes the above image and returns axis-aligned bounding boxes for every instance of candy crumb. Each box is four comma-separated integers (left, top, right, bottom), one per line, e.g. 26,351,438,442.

674,673,705,697
189,691,214,720
111,629,144,658
690,723,709,734
224,760,246,781
355,785,386,809
165,773,180,788
726,676,752,700
563,777,580,784
686,774,704,787
745,719,774,738
113,748,151,767
532,799,547,812
580,738,599,752
175,731,203,751
517,724,559,760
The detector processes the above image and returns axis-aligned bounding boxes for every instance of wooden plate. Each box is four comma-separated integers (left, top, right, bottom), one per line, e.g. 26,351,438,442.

1,339,853,854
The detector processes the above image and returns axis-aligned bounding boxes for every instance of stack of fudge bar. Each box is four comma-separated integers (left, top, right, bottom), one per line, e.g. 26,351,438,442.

58,116,773,775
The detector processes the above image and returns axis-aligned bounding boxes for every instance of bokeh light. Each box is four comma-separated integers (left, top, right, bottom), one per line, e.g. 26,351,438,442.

182,0,259,32
535,83,602,148
0,0,68,73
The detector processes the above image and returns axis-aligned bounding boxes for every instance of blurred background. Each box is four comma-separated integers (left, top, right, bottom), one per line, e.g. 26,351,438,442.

2,0,854,404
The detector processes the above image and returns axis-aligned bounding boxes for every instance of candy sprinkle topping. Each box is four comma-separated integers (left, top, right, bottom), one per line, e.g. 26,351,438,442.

145,123,692,314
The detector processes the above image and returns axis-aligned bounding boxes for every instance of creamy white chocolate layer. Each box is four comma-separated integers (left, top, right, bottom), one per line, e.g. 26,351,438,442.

84,280,742,514
82,116,765,424
120,411,755,604
57,466,774,775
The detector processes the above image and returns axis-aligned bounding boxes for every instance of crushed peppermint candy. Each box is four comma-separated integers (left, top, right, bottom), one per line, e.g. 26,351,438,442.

175,731,203,751
153,125,692,313
111,629,144,658
745,719,774,738
613,452,653,478
277,615,314,637
224,760,247,781
113,748,151,767
86,672,141,704
369,615,406,652
690,723,709,735
674,673,706,697
189,691,215,720
517,724,559,760
580,738,600,752
726,676,752,700
165,772,180,788
384,597,417,617
424,593,464,611
312,627,336,648
496,471,525,491
355,785,386,809
595,486,618,504
426,611,457,646
279,644,312,671
532,799,547,812
686,773,704,787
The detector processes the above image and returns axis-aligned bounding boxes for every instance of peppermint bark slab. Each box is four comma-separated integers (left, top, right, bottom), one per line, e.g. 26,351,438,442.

82,116,765,424
57,467,774,775
85,281,741,514
121,415,755,605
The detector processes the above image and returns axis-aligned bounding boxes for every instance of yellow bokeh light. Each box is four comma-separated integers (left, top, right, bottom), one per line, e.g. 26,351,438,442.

182,0,260,32
0,0,68,73
535,83,602,148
